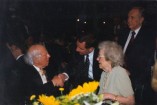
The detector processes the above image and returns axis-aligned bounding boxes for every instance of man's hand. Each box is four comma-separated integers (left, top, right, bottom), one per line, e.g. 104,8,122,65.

58,73,68,82
51,75,64,87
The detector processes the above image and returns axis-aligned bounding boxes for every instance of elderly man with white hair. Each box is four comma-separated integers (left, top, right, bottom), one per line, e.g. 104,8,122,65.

23,44,64,103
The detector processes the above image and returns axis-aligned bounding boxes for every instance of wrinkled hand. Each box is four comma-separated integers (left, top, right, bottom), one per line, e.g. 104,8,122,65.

103,93,116,100
51,75,64,87
58,73,67,82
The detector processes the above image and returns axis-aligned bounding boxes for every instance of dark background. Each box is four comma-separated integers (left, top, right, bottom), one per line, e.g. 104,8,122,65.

0,0,156,42
0,0,156,104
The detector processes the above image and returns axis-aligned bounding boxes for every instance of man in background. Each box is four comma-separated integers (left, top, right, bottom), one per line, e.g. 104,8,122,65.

118,6,155,105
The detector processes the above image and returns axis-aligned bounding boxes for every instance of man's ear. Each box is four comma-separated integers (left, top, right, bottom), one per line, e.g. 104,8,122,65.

140,17,144,24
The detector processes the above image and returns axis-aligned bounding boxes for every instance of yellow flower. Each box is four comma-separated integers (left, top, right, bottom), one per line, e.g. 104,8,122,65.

67,81,99,100
82,82,90,93
67,85,83,99
30,81,101,105
59,88,64,95
30,95,36,100
88,81,99,92
32,102,39,105
59,88,64,91
38,94,60,105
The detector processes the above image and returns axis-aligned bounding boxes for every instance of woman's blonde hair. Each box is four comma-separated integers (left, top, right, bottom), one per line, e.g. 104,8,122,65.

98,41,124,67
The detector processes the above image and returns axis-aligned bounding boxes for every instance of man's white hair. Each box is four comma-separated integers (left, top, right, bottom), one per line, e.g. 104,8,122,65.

24,48,41,65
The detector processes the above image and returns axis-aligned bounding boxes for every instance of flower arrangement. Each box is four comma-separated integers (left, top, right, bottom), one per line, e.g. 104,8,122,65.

30,81,119,105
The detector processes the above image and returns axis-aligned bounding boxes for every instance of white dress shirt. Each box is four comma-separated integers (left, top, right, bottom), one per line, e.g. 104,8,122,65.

123,26,141,54
16,54,24,60
85,49,94,79
63,49,95,80
33,65,48,84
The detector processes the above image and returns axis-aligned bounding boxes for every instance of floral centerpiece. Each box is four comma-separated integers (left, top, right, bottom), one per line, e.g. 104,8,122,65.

30,81,119,105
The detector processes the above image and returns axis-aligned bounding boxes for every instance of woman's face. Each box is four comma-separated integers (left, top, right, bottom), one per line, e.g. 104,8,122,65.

97,49,111,72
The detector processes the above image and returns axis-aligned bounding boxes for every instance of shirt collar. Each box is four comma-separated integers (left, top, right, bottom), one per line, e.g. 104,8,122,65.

16,54,24,60
33,65,40,72
87,49,94,57
131,26,141,38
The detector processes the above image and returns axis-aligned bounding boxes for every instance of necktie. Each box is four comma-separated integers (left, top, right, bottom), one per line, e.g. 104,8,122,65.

85,54,89,66
84,54,90,77
127,31,136,50
130,31,136,43
125,31,136,56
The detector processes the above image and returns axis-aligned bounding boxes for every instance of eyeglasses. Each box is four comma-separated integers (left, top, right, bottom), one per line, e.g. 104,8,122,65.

98,55,105,58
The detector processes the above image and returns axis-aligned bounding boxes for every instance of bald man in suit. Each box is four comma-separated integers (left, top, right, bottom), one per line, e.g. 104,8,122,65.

17,44,64,104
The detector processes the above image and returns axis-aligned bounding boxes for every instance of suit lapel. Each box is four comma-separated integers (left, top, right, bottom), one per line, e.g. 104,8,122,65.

31,66,43,85
92,49,101,80
80,55,88,76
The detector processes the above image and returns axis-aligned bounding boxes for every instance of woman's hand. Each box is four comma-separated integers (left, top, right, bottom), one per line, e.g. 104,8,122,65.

103,93,135,105
103,93,117,101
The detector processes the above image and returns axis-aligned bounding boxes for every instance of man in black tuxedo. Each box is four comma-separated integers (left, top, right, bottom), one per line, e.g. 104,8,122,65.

21,44,64,103
6,42,65,104
118,7,155,105
58,32,102,89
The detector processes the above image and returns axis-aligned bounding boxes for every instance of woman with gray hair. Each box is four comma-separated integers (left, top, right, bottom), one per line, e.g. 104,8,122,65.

97,41,135,105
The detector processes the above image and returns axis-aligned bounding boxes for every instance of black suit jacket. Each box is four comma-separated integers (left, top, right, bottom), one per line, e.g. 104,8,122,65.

66,48,102,88
7,55,60,104
0,46,17,105
11,55,27,104
118,26,155,83
118,26,156,104
24,65,60,98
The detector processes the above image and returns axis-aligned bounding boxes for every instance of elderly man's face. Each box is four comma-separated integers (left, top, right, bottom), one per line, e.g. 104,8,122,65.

40,47,50,68
127,8,144,31
33,45,50,68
